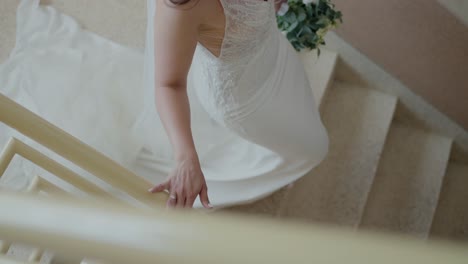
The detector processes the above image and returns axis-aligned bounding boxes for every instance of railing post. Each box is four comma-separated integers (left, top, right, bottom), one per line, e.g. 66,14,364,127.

0,241,10,254
0,139,16,178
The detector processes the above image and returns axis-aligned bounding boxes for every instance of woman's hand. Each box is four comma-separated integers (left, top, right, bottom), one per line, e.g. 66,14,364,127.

149,155,212,209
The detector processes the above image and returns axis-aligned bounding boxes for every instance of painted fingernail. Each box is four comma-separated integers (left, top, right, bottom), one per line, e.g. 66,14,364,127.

208,203,213,208
148,188,153,192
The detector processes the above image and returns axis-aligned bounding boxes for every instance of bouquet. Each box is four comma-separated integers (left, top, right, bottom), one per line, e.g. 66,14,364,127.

276,0,343,55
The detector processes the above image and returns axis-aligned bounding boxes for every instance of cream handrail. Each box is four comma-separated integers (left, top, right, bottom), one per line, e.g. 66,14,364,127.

0,255,38,264
0,138,112,198
0,192,467,264
35,175,65,195
0,93,167,206
0,241,10,255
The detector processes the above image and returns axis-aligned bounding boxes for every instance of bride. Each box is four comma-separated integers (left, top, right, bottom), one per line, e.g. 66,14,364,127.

0,0,328,209
140,0,329,208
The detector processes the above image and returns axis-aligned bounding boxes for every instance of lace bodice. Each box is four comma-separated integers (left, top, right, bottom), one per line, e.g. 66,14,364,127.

202,0,274,61
193,0,281,129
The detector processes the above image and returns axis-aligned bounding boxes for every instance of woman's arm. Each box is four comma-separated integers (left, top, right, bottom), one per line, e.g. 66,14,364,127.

148,0,211,209
153,3,199,163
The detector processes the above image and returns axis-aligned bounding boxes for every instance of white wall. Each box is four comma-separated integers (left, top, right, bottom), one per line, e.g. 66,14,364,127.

324,32,468,161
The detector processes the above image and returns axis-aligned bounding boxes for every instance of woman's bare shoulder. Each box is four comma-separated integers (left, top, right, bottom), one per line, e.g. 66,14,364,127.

155,0,220,25
155,0,214,16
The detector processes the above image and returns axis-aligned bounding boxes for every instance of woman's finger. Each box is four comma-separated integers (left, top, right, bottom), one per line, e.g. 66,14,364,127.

185,194,197,208
167,191,177,208
148,181,170,193
176,190,186,209
199,184,212,209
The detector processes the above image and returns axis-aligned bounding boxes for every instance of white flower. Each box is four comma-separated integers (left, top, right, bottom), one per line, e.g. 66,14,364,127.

316,28,327,37
277,3,289,16
303,0,319,5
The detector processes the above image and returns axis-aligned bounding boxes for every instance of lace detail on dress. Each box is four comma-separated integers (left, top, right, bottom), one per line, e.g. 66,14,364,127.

216,0,274,61
194,0,280,130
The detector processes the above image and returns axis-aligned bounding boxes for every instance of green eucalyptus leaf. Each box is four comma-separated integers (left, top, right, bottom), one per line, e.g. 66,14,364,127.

287,21,299,31
297,9,306,22
302,26,313,35
285,11,297,23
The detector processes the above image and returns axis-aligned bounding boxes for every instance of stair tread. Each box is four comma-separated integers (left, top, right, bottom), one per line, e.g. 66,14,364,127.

360,123,452,238
430,162,468,242
278,82,397,227
222,186,289,217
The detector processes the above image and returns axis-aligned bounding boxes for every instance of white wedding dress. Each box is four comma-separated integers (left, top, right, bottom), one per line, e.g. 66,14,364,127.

0,0,328,208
